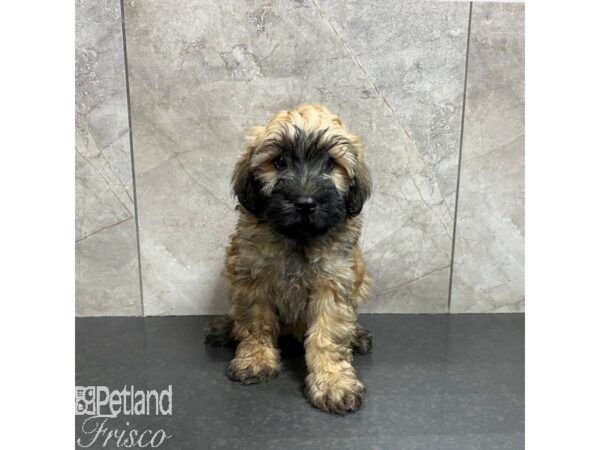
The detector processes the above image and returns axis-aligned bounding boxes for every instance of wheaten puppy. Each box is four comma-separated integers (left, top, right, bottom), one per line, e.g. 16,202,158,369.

206,104,373,414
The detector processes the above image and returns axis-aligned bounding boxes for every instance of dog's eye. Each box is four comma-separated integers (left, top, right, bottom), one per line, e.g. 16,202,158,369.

325,157,335,172
273,155,287,170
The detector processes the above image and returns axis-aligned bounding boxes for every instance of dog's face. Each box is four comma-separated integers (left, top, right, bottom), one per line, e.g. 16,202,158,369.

232,104,371,240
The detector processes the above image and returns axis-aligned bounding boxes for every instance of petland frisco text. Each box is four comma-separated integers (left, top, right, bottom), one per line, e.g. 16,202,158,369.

76,385,173,448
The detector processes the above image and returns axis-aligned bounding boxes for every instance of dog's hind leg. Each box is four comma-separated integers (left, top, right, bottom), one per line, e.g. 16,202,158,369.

351,323,373,355
205,315,235,347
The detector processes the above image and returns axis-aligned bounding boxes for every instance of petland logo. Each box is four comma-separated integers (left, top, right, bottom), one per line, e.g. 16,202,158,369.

75,385,173,448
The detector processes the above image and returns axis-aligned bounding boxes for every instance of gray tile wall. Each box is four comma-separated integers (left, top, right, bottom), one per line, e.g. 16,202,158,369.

75,0,524,316
450,2,525,312
75,0,142,315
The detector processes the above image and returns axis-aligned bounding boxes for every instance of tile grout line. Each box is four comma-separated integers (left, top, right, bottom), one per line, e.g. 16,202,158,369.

447,2,473,314
120,0,145,317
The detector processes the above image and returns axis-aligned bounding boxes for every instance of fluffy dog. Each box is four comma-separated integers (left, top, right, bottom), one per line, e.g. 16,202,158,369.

206,104,373,414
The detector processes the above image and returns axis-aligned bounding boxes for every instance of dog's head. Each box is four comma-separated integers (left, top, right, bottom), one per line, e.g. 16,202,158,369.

232,104,371,240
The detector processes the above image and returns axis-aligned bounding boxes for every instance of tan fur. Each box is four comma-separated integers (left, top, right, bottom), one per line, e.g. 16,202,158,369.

223,104,372,414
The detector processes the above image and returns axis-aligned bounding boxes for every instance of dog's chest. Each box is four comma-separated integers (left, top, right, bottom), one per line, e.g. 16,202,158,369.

245,237,343,324
283,247,307,278
268,245,316,323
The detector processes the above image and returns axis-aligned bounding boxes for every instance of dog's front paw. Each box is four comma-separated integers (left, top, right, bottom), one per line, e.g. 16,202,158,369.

305,372,365,414
226,357,279,385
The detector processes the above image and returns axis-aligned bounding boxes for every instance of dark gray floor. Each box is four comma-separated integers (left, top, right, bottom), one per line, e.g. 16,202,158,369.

76,314,524,449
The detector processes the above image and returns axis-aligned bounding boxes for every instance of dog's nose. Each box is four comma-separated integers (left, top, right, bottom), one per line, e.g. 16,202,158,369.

295,196,317,214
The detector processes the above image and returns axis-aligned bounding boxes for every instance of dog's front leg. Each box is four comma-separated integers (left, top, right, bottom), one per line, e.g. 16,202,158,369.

226,299,280,385
304,285,364,414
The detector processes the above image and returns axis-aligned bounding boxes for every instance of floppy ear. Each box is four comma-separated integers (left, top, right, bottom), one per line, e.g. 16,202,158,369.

346,159,372,217
231,150,264,216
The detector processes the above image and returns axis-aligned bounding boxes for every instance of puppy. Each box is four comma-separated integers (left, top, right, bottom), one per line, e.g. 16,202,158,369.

206,104,373,414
